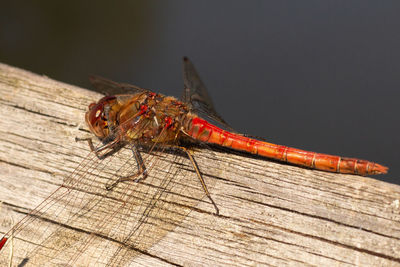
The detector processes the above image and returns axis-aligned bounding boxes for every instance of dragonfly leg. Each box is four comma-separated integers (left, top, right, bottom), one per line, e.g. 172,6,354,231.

75,137,120,159
130,145,148,182
75,137,96,152
176,146,219,215
105,144,148,190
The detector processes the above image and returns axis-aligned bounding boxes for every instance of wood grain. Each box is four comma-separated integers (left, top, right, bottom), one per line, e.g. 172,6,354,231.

0,63,399,266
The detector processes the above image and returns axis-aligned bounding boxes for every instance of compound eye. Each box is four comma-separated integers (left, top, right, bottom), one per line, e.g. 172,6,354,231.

89,102,97,110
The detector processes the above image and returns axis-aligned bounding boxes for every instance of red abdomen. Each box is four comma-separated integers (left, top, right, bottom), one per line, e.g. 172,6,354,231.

185,117,387,175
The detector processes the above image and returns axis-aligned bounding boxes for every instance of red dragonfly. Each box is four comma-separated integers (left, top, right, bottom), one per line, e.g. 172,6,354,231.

0,57,387,266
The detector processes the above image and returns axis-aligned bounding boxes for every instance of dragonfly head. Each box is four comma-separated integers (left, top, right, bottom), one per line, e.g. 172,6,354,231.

85,96,117,140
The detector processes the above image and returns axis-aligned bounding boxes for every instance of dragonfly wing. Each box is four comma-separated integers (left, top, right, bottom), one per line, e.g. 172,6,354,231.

89,75,147,95
0,120,213,266
182,57,234,131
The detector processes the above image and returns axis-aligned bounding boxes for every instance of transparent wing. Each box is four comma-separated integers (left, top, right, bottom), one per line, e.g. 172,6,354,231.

89,75,147,95
182,57,234,131
0,132,217,266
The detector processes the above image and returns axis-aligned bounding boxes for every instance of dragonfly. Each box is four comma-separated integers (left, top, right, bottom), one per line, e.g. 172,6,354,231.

0,57,388,266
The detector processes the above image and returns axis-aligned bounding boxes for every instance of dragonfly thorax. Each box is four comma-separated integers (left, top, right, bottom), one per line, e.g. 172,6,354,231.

86,92,190,145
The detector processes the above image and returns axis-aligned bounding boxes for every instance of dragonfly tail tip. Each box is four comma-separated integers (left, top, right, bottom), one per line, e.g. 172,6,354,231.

372,163,388,175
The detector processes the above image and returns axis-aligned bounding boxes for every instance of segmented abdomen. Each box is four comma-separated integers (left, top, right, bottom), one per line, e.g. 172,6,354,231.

185,117,387,175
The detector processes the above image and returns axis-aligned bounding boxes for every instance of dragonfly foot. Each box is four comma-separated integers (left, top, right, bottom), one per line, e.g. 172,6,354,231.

105,170,148,190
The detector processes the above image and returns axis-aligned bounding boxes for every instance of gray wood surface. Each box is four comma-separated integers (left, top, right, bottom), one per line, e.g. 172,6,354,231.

0,63,399,266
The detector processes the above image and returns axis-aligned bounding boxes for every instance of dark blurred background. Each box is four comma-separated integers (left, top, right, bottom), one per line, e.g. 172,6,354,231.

1,1,399,184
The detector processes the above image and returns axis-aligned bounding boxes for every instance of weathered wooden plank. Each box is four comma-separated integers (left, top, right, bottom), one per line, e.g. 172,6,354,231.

0,63,399,266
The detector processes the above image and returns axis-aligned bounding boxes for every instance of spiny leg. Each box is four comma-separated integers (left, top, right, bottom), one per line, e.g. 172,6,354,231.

105,144,148,190
75,137,120,159
75,137,148,189
75,137,96,153
177,146,219,215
